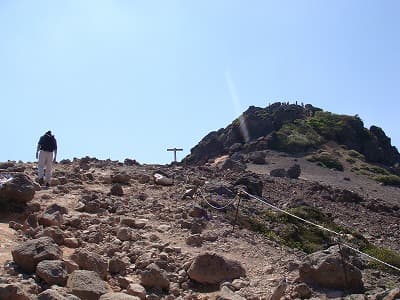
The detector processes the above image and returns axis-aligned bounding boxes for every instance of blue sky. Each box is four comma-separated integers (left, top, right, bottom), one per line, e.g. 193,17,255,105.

1,0,399,164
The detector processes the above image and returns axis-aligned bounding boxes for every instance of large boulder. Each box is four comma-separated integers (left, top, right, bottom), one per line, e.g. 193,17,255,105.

299,246,364,293
11,237,63,273
286,164,301,179
139,263,170,291
187,253,246,285
0,173,35,203
38,204,68,227
0,283,30,300
67,270,109,300
36,260,68,286
70,249,108,279
111,173,131,184
248,151,266,164
234,174,263,197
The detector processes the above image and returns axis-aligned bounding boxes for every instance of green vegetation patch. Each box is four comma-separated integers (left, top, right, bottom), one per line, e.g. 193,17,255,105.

273,120,323,153
307,111,349,140
230,205,400,273
374,174,400,187
348,150,365,161
362,245,400,272
307,151,344,171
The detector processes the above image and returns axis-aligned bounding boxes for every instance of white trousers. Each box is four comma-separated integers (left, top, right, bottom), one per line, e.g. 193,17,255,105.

38,151,53,183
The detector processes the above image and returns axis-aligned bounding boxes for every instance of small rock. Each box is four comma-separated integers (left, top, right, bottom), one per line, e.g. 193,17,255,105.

111,184,124,196
127,283,146,300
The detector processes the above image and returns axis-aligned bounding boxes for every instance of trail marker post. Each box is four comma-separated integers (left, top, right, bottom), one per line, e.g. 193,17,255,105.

167,148,183,163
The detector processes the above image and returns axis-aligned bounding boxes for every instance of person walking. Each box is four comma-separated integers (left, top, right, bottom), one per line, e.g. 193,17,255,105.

36,131,57,186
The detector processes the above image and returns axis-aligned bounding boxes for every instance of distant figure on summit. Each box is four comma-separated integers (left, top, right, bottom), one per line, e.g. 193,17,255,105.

36,131,57,186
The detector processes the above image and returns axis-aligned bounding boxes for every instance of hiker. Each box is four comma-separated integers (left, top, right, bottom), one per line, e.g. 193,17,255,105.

36,131,57,186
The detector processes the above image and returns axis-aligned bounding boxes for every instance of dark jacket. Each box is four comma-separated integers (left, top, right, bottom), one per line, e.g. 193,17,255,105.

38,133,57,152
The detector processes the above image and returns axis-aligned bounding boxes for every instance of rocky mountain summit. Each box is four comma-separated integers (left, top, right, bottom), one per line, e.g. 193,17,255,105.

183,102,400,168
0,153,399,299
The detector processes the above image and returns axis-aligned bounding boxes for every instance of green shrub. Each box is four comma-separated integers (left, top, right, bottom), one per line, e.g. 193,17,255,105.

362,245,400,272
273,120,323,153
307,111,347,140
348,150,365,160
307,152,344,171
374,175,400,186
346,157,356,164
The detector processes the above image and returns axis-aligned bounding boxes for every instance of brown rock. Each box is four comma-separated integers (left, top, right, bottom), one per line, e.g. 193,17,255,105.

71,249,108,279
11,237,63,273
67,270,109,300
36,260,68,286
140,263,170,291
0,283,30,300
299,246,364,293
111,184,124,196
187,253,246,285
0,173,35,203
99,293,140,300
127,283,146,300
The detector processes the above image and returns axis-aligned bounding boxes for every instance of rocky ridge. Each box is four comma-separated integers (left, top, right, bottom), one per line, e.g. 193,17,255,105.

183,102,400,167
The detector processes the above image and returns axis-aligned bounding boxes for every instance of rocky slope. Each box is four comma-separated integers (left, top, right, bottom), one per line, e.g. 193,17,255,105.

0,157,399,299
183,102,400,168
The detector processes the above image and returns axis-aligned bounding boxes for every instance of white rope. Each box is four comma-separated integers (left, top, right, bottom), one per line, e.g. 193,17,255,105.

239,189,400,273
198,188,238,210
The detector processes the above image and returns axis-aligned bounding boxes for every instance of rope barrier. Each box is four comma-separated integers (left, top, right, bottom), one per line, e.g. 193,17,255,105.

198,188,238,210
239,189,400,273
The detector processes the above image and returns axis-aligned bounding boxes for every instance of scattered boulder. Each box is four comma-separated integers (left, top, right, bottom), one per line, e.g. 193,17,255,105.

111,173,131,184
110,184,124,196
11,237,63,273
187,253,246,285
36,260,68,286
109,256,130,275
299,246,364,292
186,234,203,247
205,182,235,197
292,283,312,299
218,158,246,172
124,158,139,166
37,226,65,245
153,173,173,186
234,174,263,196
116,227,138,242
0,283,30,300
140,263,170,291
0,161,16,169
40,204,68,223
0,173,35,203
248,151,266,164
99,293,140,300
127,283,146,299
286,164,301,179
269,279,287,300
70,249,108,279
67,270,109,300
37,289,75,300
217,286,246,300
189,205,208,218
270,168,286,178
384,288,400,300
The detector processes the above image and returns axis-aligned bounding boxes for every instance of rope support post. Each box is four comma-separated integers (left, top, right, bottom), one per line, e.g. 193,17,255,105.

232,194,242,233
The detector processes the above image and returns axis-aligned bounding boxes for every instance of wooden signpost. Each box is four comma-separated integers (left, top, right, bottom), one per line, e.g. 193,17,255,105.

167,148,183,162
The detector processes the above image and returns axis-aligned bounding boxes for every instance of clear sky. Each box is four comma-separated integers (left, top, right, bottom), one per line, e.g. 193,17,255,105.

1,0,399,164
